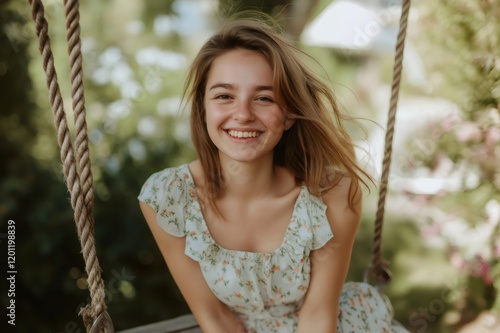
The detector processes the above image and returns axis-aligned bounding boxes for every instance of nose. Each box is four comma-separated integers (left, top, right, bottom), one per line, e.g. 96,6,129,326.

233,100,254,122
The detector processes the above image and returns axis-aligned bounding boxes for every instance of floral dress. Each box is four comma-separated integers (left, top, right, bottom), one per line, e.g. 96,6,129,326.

138,164,409,333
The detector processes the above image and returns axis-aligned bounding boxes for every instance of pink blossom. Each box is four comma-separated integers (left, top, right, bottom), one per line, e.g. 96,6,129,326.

421,224,440,238
494,239,500,258
485,127,500,149
450,251,467,269
475,257,493,286
454,122,482,143
441,110,462,132
488,127,500,141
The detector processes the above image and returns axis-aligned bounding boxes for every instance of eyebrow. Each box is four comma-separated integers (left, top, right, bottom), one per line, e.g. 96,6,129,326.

208,83,274,91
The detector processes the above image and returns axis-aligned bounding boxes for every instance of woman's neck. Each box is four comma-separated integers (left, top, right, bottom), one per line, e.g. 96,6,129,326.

218,155,277,201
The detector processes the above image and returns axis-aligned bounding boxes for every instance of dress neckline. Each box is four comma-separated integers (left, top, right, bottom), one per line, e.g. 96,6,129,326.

180,163,306,256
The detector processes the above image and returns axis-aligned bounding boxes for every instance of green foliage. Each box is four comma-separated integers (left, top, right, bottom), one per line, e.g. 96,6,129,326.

218,0,289,17
402,0,500,324
1,0,194,331
418,0,500,116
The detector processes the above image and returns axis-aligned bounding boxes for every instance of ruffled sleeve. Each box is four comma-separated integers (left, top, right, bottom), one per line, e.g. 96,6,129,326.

138,167,190,237
304,191,334,250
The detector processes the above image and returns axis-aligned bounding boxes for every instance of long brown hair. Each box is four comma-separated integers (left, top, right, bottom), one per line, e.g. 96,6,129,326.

183,17,371,212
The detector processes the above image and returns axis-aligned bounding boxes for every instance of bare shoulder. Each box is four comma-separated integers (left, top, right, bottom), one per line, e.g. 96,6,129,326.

187,159,203,187
322,174,362,212
321,174,362,237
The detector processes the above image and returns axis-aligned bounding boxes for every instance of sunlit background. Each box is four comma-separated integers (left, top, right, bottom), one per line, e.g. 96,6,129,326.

1,0,499,332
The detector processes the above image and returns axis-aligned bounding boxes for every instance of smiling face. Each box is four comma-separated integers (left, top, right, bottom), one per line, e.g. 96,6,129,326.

204,48,292,165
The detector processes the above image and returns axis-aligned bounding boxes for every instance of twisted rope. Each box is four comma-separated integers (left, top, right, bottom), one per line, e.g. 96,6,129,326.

64,0,94,221
28,0,110,331
366,0,412,286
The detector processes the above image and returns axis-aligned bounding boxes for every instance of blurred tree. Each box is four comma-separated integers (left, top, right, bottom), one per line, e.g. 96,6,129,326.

402,0,500,330
0,0,37,216
0,0,363,331
218,0,320,40
0,1,90,332
1,0,192,331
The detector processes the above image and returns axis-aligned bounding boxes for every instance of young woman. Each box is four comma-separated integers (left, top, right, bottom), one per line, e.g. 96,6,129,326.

139,18,406,333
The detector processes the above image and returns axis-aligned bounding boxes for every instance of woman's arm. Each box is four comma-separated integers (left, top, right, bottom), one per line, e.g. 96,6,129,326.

296,177,362,333
140,202,247,333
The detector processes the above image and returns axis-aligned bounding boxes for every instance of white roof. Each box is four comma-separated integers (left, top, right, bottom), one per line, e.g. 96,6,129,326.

302,0,400,53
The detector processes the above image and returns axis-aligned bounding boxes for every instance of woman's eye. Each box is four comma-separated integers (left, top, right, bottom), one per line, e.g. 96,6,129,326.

216,94,232,100
256,96,273,102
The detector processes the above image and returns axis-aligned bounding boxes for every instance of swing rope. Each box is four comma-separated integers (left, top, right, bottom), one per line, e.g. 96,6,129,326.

365,0,412,286
28,0,113,331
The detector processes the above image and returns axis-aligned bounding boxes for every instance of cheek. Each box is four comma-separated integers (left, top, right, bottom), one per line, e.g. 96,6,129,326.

206,113,225,130
265,111,287,134
204,104,220,124
204,105,227,140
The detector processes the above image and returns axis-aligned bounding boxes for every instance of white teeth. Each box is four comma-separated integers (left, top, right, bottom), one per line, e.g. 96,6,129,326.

228,130,259,138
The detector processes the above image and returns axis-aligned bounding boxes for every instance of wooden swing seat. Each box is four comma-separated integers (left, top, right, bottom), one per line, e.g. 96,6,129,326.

118,314,200,333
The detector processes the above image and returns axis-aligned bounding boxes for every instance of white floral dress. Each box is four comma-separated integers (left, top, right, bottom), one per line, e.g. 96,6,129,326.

138,165,409,333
